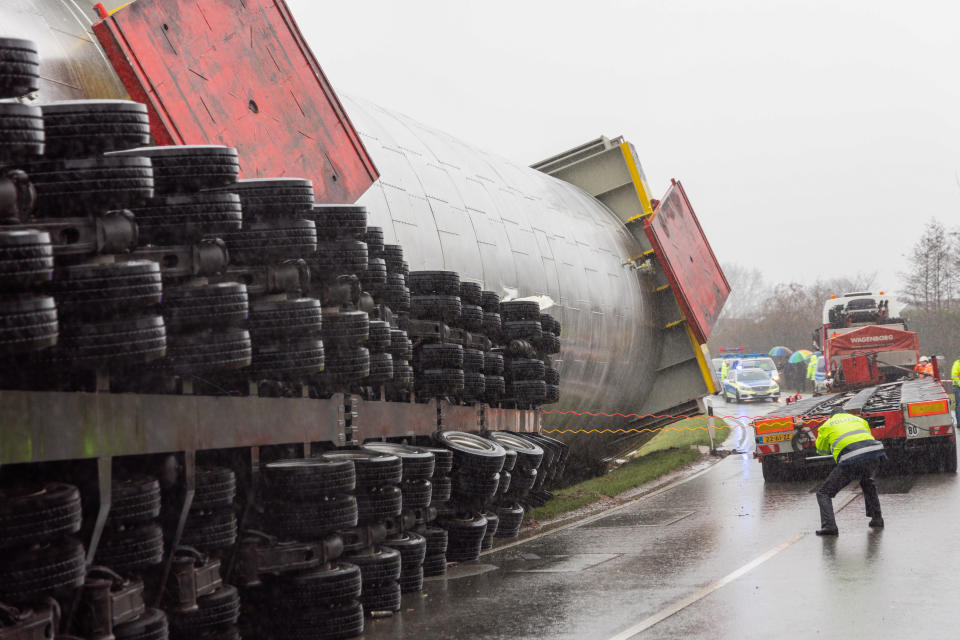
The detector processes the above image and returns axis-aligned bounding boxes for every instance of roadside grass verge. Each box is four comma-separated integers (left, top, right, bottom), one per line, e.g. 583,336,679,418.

638,416,730,456
527,447,700,522
527,417,730,523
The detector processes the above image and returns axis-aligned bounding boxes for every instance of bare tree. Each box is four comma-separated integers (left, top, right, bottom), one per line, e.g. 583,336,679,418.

716,262,768,320
900,218,956,311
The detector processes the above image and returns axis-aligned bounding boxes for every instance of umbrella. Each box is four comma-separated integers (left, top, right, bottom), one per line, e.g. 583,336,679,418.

768,346,792,357
788,349,812,363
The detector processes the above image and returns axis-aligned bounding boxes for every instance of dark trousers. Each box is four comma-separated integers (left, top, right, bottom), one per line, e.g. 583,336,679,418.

816,458,882,530
954,387,959,425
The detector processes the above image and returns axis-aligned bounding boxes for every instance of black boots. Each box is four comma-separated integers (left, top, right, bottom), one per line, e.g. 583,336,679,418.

869,516,884,528
816,527,839,536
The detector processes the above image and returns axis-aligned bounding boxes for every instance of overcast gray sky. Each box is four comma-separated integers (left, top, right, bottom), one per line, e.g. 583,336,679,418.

289,0,960,291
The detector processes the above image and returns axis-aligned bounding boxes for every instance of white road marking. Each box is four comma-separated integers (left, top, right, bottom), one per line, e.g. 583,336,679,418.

605,492,861,640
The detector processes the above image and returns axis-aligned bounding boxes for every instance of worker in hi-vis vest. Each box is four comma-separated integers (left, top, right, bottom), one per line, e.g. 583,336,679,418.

806,354,818,392
720,360,730,384
952,357,960,424
813,412,885,536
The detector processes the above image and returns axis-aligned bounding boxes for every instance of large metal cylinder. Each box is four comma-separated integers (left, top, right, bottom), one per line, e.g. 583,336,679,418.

5,1,663,427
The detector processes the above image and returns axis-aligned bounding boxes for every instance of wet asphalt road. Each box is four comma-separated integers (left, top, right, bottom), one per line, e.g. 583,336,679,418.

361,396,959,640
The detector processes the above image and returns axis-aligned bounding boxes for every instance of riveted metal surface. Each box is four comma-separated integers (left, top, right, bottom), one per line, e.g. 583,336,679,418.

344,97,660,428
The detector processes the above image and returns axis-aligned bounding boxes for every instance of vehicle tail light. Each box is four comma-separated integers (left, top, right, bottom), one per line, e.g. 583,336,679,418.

907,400,949,417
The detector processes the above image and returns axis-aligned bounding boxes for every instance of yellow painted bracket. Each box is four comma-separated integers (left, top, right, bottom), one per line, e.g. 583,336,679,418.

620,141,654,216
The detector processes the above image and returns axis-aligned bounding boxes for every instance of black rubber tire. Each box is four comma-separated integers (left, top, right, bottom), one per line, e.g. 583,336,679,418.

421,553,447,576
263,457,357,498
109,476,161,525
129,192,243,244
363,226,384,257
250,338,325,379
415,368,465,396
480,290,500,312
323,451,403,488
163,282,248,331
422,526,448,555
56,315,166,367
495,502,524,538
497,469,512,496
96,522,164,572
463,371,486,400
360,256,387,289
483,351,505,375
265,493,358,539
308,204,367,240
501,448,517,472
486,432,544,471
387,531,427,569
207,178,314,221
544,366,560,385
113,608,169,640
169,584,240,633
220,219,317,265
383,243,404,273
507,467,537,494
193,467,236,510
399,479,432,509
313,239,368,276
434,431,506,476
388,329,413,360
41,100,150,157
410,294,461,323
275,600,364,640
366,320,391,353
391,359,414,388
408,270,460,296
421,446,454,476
500,300,541,322
249,298,322,340
484,375,505,400
321,310,369,345
482,312,502,339
503,320,543,341
48,260,162,317
545,383,560,404
441,513,487,562
459,281,482,305
430,475,452,503
108,145,239,194
481,511,500,549
0,536,85,599
509,379,547,403
0,482,81,548
460,304,483,331
399,564,424,593
268,561,362,606
539,313,557,334
0,229,53,289
355,485,403,523
416,343,464,370
360,581,401,613
451,471,500,501
535,331,561,355
323,346,370,381
347,546,401,584
461,348,484,373
0,39,39,98
23,155,154,215
163,329,252,374
361,442,436,481
0,103,43,164
181,510,237,551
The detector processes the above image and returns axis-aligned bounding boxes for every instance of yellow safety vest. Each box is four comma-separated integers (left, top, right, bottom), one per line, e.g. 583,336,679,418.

815,413,884,464
720,362,729,380
807,355,818,380
952,359,960,386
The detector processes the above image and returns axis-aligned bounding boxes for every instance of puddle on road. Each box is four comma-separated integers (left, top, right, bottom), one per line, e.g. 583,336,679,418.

503,553,620,573
424,563,499,581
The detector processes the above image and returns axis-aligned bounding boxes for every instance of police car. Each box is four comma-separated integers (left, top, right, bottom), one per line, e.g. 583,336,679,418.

723,367,780,403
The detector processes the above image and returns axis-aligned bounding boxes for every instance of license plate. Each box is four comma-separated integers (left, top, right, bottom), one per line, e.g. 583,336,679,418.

762,432,793,443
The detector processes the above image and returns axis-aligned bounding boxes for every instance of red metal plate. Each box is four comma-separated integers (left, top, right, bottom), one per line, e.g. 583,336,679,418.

93,0,377,203
645,180,730,343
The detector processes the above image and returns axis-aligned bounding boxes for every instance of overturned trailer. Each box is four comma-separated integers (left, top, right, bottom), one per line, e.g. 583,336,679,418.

0,0,728,636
